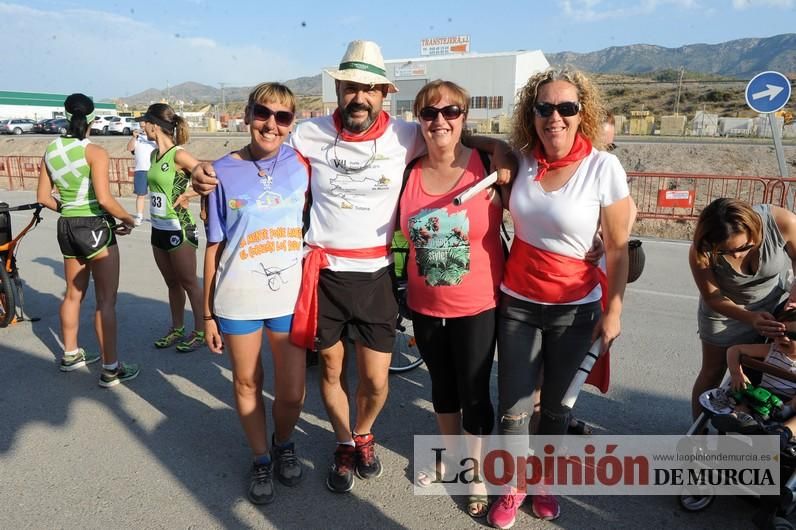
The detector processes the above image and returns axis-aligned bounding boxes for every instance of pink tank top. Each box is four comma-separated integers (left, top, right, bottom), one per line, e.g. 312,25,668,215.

399,149,504,318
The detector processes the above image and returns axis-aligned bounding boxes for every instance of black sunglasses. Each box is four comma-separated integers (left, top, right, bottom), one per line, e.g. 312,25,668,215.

716,243,755,255
250,103,294,127
419,105,464,121
533,101,581,118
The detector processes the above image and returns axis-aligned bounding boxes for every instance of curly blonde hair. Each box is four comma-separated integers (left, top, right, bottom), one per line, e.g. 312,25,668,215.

509,66,607,153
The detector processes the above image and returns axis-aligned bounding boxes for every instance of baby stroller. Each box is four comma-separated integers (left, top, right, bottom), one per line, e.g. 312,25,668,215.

682,354,796,529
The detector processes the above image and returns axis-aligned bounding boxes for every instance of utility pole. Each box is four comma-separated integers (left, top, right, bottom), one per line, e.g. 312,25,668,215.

219,83,226,118
674,67,685,116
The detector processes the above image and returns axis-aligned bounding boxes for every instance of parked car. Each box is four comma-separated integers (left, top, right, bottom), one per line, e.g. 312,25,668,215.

42,118,69,135
32,118,54,133
90,115,117,135
107,116,140,135
0,118,36,135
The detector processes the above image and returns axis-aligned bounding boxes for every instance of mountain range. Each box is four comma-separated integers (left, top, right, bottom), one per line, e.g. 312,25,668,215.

115,33,795,106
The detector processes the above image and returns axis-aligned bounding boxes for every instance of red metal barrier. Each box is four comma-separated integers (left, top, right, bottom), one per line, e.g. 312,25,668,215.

0,156,793,222
627,171,774,221
1,155,136,193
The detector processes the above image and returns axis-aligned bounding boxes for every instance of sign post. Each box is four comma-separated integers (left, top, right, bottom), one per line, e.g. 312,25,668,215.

745,71,792,208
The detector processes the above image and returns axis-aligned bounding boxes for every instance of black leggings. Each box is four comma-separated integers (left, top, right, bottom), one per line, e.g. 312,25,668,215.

412,308,496,435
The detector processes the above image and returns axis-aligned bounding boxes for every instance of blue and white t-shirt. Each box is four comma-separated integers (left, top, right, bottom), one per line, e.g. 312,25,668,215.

205,144,309,319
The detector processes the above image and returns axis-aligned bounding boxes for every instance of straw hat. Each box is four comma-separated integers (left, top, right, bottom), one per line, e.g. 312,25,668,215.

326,40,398,93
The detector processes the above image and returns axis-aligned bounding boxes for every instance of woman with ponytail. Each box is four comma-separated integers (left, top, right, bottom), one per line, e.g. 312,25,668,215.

137,103,205,353
487,68,631,527
36,93,139,388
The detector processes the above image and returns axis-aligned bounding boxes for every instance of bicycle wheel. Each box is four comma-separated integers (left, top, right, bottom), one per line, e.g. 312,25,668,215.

390,315,423,373
0,264,16,328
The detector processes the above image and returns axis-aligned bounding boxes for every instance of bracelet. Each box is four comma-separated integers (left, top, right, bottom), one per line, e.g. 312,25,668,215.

203,315,215,321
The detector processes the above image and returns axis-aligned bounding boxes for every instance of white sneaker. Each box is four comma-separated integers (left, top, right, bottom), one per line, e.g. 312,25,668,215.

133,214,143,226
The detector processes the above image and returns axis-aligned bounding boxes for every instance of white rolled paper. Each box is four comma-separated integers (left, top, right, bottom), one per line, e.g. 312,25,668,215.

561,339,603,409
452,171,498,206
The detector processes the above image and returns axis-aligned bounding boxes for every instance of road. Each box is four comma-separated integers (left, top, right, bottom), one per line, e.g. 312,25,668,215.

0,189,782,529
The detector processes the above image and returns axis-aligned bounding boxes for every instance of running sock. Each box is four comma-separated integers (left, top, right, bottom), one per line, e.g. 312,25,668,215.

64,348,79,356
254,454,272,465
337,440,355,447
102,362,119,371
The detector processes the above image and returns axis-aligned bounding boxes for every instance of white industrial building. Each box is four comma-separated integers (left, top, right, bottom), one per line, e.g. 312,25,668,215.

321,50,550,125
0,91,116,120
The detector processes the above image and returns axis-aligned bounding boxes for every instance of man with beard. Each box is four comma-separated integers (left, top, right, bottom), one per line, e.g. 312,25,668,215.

192,40,514,494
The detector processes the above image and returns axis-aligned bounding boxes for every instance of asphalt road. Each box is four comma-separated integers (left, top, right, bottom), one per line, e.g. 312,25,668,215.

0,189,785,529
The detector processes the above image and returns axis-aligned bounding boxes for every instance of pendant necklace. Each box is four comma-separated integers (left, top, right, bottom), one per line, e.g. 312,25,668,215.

246,145,278,188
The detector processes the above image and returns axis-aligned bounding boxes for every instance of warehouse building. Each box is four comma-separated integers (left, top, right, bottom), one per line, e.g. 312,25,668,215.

321,43,549,127
0,91,116,120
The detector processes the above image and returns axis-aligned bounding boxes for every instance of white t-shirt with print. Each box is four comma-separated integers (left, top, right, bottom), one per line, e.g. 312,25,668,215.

289,115,425,272
503,148,629,304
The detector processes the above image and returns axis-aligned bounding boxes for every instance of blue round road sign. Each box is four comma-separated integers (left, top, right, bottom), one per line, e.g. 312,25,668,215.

745,71,792,114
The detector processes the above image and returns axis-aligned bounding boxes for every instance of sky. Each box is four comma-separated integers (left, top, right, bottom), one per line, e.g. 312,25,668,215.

2,0,794,100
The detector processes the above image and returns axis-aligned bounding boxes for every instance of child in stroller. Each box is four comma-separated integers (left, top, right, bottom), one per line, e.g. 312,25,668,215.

689,309,796,529
712,308,796,448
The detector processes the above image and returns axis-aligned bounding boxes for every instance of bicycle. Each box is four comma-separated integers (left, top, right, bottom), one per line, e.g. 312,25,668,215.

0,202,44,327
389,233,423,374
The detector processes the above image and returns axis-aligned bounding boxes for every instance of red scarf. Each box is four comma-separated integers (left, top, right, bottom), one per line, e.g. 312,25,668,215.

332,110,390,142
532,133,592,181
289,244,391,350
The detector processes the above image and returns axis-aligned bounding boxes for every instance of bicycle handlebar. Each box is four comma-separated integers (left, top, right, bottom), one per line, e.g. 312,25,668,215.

0,202,44,214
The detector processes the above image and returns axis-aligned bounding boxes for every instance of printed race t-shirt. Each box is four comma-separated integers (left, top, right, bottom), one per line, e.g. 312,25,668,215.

502,148,629,304
399,149,504,318
289,115,425,272
205,144,309,319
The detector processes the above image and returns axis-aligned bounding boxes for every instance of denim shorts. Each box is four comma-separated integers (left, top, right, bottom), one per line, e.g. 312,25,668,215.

133,170,148,196
216,314,293,335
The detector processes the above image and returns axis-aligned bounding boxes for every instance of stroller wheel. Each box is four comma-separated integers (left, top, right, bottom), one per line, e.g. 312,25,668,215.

678,493,714,512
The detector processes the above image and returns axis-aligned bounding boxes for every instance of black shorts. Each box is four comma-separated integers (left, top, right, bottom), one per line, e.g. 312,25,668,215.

56,216,116,259
151,225,198,251
316,267,398,353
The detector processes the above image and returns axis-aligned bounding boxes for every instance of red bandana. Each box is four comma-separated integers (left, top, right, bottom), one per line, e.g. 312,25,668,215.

532,133,593,181
333,109,390,142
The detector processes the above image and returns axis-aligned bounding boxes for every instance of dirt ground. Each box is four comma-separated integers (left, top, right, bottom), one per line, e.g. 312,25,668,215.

2,135,795,241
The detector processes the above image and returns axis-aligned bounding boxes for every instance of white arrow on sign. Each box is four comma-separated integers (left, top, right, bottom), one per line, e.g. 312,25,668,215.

752,84,785,101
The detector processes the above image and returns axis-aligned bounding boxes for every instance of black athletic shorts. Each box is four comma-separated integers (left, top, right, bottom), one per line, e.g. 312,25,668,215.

151,225,198,251
56,215,116,259
315,267,398,353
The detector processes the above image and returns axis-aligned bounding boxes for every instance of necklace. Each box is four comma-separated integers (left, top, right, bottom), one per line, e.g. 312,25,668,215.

246,145,279,187
328,133,377,174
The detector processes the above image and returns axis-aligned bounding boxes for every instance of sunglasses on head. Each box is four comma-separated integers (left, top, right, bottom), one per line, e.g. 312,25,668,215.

250,103,294,127
716,242,755,255
533,101,581,118
418,105,464,121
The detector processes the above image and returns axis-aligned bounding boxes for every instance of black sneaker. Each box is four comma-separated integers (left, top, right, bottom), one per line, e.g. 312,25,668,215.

98,362,140,388
353,433,383,479
326,444,356,493
248,460,275,505
271,435,303,487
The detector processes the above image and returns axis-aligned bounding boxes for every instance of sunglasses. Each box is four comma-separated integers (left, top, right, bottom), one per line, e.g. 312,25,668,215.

786,331,796,341
418,105,464,121
716,242,755,255
533,101,581,118
250,103,294,127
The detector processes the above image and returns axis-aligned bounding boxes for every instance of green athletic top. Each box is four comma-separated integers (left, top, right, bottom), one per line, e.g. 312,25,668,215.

44,137,103,217
147,145,194,231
